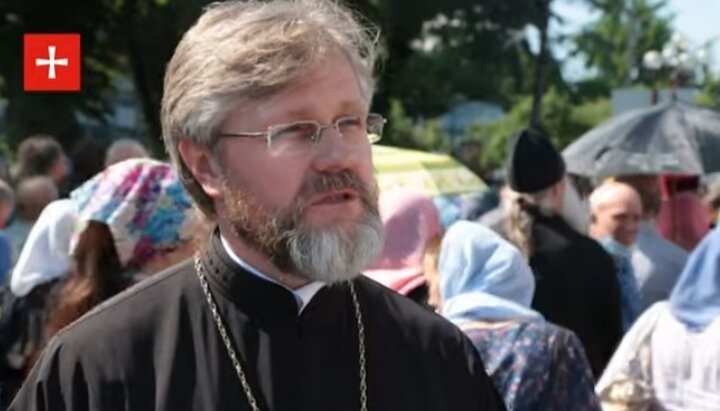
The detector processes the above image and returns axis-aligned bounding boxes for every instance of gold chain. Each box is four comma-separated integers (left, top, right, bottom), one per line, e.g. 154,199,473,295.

194,259,368,411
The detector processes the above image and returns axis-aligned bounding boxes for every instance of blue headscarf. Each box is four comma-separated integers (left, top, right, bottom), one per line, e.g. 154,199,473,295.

669,228,720,332
439,221,541,324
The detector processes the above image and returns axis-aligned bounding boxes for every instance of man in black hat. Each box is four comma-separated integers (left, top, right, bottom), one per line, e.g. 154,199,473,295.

504,127,623,379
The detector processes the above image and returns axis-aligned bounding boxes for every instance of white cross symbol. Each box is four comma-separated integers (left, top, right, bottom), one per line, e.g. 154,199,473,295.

35,46,68,80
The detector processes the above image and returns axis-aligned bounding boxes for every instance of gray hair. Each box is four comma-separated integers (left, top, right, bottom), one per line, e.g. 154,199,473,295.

105,138,149,167
160,0,379,218
505,186,556,258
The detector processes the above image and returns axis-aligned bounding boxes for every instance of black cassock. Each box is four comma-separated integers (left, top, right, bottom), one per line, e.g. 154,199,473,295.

529,214,623,379
11,232,505,411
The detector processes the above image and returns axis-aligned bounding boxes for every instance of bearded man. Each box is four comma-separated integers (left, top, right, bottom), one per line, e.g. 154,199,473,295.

10,1,505,410
504,128,623,379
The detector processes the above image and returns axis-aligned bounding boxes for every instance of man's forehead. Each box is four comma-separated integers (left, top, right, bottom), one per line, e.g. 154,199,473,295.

606,198,642,213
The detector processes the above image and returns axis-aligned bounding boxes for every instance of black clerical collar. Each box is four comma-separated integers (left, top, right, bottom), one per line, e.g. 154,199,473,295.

219,234,325,314
200,231,303,322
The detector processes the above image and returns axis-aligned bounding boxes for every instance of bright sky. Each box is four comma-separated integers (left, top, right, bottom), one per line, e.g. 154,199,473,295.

550,0,720,81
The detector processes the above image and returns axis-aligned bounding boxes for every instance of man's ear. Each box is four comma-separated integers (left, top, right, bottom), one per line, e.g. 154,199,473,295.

178,139,223,199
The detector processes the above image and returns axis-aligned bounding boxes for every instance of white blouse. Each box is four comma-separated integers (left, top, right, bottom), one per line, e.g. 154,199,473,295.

597,302,720,411
651,305,720,410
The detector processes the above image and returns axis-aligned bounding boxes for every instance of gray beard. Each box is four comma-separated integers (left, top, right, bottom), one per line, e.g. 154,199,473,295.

285,210,384,283
222,171,384,284
560,178,590,234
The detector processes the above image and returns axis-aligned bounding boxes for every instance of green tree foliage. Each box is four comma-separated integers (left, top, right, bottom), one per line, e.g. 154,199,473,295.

114,0,207,154
0,0,667,161
470,88,611,168
574,0,673,88
0,0,206,154
385,1,560,117
415,119,452,154
383,98,416,148
383,99,452,153
0,0,125,148
366,0,532,113
696,74,720,109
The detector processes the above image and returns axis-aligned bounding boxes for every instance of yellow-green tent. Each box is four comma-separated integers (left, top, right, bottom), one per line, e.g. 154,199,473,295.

372,145,486,197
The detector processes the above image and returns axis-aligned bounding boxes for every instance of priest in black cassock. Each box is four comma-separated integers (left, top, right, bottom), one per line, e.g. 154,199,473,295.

10,1,505,410
503,128,623,379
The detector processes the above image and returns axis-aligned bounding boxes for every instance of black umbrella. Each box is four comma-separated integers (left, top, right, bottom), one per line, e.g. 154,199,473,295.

562,102,720,178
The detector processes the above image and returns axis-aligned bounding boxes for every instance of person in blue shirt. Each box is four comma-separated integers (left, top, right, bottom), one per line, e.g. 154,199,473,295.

589,181,644,331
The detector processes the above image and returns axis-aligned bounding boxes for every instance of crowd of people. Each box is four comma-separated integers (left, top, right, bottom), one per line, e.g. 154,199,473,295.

0,0,718,410
0,136,207,406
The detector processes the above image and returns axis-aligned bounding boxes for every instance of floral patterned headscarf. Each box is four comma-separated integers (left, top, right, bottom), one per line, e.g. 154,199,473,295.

70,158,199,270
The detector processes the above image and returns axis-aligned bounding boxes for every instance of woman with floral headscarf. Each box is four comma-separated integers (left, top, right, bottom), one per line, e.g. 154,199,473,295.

45,158,205,339
428,221,600,410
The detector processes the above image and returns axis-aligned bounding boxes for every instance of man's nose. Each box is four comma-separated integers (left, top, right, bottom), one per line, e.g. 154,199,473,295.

311,126,360,173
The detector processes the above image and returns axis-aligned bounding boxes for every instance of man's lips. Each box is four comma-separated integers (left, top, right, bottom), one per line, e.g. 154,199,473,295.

309,189,359,206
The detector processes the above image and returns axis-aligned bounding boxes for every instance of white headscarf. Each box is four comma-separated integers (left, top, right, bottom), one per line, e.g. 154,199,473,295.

10,199,77,297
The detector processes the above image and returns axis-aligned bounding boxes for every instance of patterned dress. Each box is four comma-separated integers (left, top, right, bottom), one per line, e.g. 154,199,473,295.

462,319,601,411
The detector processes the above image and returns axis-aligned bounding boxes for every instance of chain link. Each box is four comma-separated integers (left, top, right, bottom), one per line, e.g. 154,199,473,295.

348,281,368,411
195,258,368,411
195,259,261,411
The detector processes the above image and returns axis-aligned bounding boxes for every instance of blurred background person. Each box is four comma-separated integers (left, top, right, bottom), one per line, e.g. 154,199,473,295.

433,195,462,231
657,174,711,251
104,138,150,167
431,221,600,410
504,127,622,379
617,175,688,311
12,135,68,195
0,198,68,407
364,190,442,307
1,159,204,405
45,158,204,340
0,179,16,229
0,152,11,186
0,179,15,284
4,177,58,265
589,181,644,331
704,177,720,227
597,227,720,410
476,185,513,238
66,137,107,193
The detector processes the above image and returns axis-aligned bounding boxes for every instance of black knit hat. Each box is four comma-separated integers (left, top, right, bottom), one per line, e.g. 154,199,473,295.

505,128,565,193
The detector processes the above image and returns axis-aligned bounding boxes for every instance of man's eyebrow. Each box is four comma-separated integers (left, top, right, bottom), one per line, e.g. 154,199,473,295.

256,100,368,124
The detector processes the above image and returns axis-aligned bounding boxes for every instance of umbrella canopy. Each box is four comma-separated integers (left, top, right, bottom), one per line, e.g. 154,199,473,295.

371,145,486,197
563,102,720,178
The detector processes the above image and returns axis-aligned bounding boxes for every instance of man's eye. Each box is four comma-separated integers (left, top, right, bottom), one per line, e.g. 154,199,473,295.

338,117,363,130
276,123,317,140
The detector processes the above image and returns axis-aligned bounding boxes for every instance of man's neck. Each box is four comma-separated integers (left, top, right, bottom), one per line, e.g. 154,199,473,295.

217,225,310,290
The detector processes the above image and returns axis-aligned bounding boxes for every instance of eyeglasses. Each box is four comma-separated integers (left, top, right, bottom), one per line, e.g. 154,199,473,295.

217,113,386,157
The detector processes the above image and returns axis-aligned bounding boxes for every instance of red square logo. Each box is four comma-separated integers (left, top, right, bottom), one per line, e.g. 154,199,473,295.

23,34,81,92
